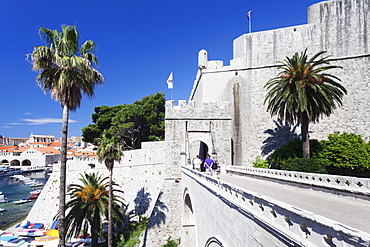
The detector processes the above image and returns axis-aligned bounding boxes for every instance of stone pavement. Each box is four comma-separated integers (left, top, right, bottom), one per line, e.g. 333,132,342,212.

218,173,370,234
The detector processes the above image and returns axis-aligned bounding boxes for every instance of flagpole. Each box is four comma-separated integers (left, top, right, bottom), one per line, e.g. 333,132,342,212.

170,71,173,100
249,17,251,33
166,71,174,100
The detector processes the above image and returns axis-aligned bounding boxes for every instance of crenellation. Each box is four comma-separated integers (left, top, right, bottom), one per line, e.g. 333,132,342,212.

166,100,231,120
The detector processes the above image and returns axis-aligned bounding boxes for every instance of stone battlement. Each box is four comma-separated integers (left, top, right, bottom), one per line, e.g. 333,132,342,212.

165,100,231,119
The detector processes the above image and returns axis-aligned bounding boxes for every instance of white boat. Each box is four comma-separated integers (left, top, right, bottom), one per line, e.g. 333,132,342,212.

0,232,25,246
28,182,43,187
13,199,31,204
0,208,5,212
17,228,45,237
30,189,41,195
0,192,8,203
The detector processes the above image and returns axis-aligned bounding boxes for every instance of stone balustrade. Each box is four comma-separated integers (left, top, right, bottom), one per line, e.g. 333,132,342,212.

182,166,370,246
226,166,370,197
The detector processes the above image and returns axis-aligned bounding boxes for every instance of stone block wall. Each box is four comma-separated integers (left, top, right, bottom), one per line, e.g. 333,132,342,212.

189,0,370,165
142,100,232,246
26,142,166,233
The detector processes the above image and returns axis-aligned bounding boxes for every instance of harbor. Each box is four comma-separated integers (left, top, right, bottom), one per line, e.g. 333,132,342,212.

0,171,50,230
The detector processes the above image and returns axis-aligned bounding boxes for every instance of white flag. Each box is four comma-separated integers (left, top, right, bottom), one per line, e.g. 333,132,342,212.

166,72,173,89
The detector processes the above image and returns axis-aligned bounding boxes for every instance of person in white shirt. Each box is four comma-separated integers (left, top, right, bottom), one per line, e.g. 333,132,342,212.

192,155,202,171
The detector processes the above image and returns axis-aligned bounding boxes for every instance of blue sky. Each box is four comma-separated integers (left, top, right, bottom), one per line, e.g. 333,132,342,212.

0,0,322,139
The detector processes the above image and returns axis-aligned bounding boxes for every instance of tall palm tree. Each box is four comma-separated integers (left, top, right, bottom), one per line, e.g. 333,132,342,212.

97,128,124,247
264,49,347,159
65,172,124,247
29,25,103,246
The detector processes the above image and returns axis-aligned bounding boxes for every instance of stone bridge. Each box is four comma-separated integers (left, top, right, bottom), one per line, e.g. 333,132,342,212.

180,166,370,247
24,141,370,246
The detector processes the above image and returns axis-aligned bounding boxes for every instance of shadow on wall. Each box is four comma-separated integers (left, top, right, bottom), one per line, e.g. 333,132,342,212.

261,119,300,156
142,191,168,246
124,187,153,223
134,187,152,217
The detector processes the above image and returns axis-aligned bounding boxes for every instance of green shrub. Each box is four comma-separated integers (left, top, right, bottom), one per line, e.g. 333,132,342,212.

118,217,148,247
252,155,269,168
162,237,180,247
270,138,321,168
280,158,327,174
314,132,370,176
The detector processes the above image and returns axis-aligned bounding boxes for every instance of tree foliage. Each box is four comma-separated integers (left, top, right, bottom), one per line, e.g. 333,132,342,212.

270,132,370,177
270,138,321,168
96,130,124,247
30,25,103,246
82,92,165,148
64,172,124,247
280,158,327,174
313,132,370,173
264,49,346,159
252,156,269,168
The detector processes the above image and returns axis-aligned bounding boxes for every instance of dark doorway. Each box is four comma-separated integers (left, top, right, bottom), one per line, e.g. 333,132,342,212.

199,141,208,172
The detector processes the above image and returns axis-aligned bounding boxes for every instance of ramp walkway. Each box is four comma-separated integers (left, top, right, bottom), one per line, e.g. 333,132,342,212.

218,172,370,234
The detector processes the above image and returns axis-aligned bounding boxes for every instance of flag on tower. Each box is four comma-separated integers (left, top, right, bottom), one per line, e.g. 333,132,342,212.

166,72,173,89
247,10,252,33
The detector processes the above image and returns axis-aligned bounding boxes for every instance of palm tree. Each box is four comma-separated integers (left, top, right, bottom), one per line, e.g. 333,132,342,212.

29,25,103,246
65,172,124,247
264,49,347,159
97,128,124,247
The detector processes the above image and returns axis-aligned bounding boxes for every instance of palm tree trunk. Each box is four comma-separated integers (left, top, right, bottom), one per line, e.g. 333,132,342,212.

108,170,113,247
59,105,69,247
92,212,100,247
301,112,310,159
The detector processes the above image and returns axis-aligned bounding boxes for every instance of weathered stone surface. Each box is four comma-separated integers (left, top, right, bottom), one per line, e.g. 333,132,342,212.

190,0,370,165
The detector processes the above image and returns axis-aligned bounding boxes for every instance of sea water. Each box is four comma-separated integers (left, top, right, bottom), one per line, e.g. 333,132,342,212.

0,171,50,230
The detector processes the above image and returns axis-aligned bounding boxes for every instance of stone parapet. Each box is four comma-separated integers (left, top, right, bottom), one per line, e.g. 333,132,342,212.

165,100,231,120
182,166,370,246
226,166,370,198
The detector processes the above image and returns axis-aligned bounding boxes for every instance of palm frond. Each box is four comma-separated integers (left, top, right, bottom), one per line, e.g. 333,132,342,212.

264,49,346,125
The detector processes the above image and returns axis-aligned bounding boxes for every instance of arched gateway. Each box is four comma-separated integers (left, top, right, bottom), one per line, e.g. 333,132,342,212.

148,100,232,245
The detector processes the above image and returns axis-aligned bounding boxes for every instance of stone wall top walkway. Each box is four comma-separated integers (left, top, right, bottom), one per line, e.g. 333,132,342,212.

218,172,370,234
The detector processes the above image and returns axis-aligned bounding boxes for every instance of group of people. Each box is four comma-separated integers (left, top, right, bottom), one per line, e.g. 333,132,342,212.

191,154,218,177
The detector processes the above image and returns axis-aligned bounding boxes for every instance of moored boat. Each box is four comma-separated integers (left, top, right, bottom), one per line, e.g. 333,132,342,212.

17,228,45,237
28,181,43,187
0,192,8,203
30,189,41,195
0,231,25,246
13,199,31,204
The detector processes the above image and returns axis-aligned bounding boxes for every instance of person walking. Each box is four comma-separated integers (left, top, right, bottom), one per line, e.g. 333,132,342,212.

204,155,214,175
211,157,218,178
192,155,202,171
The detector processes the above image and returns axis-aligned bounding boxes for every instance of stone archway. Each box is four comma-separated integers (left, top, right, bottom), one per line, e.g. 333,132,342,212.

1,159,9,165
182,188,197,247
205,237,224,247
189,140,209,171
10,159,20,166
22,159,32,166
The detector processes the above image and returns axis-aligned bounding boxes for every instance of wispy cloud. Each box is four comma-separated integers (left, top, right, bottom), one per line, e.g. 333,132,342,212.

23,112,32,115
22,118,78,125
7,118,78,126
0,126,14,129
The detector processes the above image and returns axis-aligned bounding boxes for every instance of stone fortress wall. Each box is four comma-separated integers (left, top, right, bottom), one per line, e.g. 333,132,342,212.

142,100,232,246
24,0,370,246
190,0,370,165
27,141,166,230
